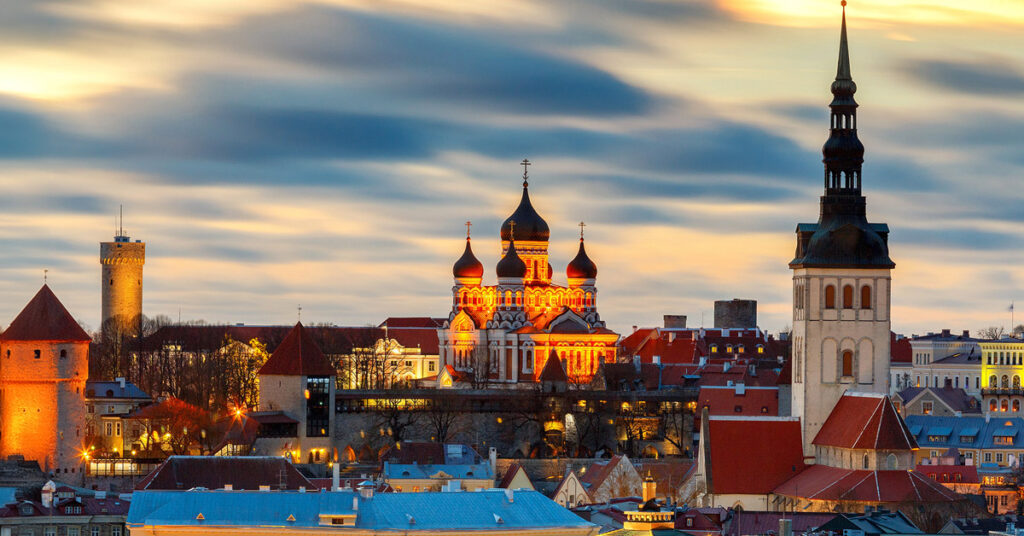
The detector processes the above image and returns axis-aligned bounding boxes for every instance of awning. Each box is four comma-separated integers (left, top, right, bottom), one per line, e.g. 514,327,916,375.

994,428,1019,438
927,426,952,437
959,427,979,437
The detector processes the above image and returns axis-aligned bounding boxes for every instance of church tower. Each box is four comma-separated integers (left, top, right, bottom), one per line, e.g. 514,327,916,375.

790,2,895,456
0,285,90,474
100,213,145,335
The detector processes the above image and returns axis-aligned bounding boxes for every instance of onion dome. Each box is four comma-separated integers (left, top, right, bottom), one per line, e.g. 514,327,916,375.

500,176,549,243
496,238,527,279
453,237,484,279
566,238,597,280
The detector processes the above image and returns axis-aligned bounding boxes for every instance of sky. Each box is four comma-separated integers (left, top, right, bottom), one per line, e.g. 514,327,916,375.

0,0,1022,337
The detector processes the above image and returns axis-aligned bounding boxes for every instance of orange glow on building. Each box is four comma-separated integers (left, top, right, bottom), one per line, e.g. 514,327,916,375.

439,164,618,385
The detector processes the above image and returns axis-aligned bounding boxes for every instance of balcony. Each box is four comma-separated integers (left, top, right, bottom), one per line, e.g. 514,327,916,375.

982,388,1024,396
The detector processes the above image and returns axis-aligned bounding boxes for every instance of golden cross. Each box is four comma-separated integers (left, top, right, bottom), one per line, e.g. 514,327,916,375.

508,220,516,241
520,158,531,179
578,221,585,240
465,221,472,239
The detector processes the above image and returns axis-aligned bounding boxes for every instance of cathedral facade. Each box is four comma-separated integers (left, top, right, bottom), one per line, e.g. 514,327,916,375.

437,165,619,386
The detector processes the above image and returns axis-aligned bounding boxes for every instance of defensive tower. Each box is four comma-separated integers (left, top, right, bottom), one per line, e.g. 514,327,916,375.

100,209,145,335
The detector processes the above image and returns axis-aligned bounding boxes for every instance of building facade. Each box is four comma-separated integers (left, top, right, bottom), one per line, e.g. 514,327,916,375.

788,4,894,455
438,166,618,385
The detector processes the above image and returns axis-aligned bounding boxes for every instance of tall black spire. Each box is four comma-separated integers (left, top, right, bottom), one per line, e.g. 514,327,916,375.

822,0,864,197
790,2,893,269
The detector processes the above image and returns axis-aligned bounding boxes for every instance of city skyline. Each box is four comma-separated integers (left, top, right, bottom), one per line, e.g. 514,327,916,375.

0,1,1022,335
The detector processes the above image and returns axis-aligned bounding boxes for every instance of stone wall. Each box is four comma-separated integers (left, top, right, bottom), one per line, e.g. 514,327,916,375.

100,241,145,332
714,299,757,329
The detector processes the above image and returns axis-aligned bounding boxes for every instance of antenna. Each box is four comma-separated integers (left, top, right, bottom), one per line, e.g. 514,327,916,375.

119,204,123,237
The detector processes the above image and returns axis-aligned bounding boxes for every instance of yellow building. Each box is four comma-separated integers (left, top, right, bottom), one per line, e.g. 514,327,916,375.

980,339,1024,413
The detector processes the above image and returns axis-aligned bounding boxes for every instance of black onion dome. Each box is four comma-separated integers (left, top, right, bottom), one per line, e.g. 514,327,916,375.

453,238,484,278
822,133,864,164
500,184,549,242
496,240,527,278
566,239,597,279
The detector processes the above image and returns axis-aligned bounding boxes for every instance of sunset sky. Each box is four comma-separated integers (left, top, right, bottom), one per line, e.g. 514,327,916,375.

0,0,1021,336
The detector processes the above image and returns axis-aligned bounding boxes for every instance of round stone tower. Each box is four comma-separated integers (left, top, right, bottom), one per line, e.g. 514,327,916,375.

0,285,90,474
100,230,145,335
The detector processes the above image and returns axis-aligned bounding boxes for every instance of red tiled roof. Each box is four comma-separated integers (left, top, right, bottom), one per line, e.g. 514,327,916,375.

812,393,917,450
915,464,979,484
633,460,694,497
257,322,335,376
0,285,90,342
676,508,726,534
620,329,657,355
385,327,440,355
706,417,805,495
891,333,912,363
697,386,779,418
249,411,299,425
776,358,792,385
538,350,568,383
135,455,314,491
580,455,628,491
774,465,964,503
379,317,444,329
127,397,203,420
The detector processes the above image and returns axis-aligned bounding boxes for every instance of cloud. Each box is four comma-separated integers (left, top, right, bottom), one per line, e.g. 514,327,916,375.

903,58,1024,96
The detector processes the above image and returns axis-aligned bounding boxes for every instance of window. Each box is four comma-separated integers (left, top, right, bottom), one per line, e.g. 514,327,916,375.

60,349,67,359
991,399,999,412
34,349,41,359
863,454,869,469
105,422,113,436
68,528,80,536
991,375,999,388
45,528,56,536
842,285,854,309
1002,400,1009,412
860,285,871,309
825,285,836,309
428,362,436,372
734,405,743,413
710,345,718,353
91,527,100,536
757,345,764,354
886,454,898,469
841,350,854,378
985,452,993,462
112,527,122,536
923,401,933,415
996,453,1004,463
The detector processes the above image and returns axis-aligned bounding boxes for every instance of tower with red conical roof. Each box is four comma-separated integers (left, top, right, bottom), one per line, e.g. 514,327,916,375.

256,322,335,464
0,285,90,473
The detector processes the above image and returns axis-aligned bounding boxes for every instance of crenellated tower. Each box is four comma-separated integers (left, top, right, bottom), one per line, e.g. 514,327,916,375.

100,213,145,336
790,2,895,456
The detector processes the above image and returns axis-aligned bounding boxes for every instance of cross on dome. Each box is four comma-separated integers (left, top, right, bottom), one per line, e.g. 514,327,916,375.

508,220,516,241
520,158,531,186
465,221,472,239
578,221,586,240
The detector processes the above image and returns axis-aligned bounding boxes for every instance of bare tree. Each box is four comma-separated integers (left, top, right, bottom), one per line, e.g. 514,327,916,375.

372,397,421,444
468,346,498,389
426,396,467,443
979,326,1007,340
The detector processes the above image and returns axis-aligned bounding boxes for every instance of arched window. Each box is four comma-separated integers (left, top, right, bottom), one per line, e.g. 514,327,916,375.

991,399,999,412
710,344,718,353
825,285,836,309
842,285,854,309
1003,375,1010,389
1015,376,1021,389
991,375,999,388
60,349,67,359
1002,399,1009,412
860,285,871,309
886,454,898,470
862,454,869,469
841,350,854,377
1015,400,1021,412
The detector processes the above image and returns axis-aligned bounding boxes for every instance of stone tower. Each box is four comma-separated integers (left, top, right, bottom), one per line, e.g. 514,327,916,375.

0,285,90,473
100,221,145,335
789,3,895,456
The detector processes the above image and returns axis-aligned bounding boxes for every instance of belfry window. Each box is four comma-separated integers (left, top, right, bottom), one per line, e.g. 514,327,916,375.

860,285,871,309
841,350,853,378
825,285,836,309
842,285,854,309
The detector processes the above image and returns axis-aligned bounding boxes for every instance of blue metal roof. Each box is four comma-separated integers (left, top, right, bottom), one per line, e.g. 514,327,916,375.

127,489,596,532
905,415,1024,449
927,426,952,437
86,380,150,400
383,461,494,481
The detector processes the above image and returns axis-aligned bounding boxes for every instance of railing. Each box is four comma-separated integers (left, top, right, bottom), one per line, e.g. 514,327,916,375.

981,388,1024,396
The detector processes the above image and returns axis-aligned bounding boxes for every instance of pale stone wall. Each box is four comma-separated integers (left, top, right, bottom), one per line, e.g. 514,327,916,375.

0,340,88,473
100,241,145,332
792,267,892,455
257,374,335,462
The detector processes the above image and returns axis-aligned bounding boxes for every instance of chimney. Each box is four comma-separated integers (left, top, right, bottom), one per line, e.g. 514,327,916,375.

653,355,661,365
642,474,657,503
699,356,707,367
352,496,359,511
333,460,341,491
117,377,126,389
489,447,497,478
505,488,514,503
723,362,731,373
780,519,793,536
663,315,687,329
942,329,951,337
736,383,746,395
632,326,638,333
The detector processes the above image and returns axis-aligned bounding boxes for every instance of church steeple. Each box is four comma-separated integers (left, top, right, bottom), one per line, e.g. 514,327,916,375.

823,0,863,197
